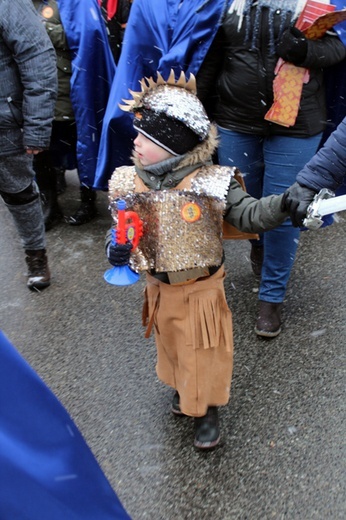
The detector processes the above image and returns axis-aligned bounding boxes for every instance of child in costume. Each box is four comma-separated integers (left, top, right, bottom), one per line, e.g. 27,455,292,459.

106,71,289,449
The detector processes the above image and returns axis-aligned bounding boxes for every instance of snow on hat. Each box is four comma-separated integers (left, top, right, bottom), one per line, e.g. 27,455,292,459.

120,70,211,155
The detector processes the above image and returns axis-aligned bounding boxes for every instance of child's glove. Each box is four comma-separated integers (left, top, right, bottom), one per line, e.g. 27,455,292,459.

281,182,317,227
107,243,132,266
276,27,308,65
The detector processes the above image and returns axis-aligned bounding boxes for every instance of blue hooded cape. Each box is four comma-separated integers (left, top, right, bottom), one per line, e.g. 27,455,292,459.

0,331,131,520
57,0,116,187
93,0,229,190
320,0,346,146
319,0,346,194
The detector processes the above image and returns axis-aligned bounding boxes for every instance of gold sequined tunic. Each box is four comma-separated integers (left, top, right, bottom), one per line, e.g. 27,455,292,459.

108,164,232,273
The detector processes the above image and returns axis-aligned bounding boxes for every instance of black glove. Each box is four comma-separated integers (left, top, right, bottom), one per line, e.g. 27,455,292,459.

281,182,317,227
276,27,308,65
107,242,132,266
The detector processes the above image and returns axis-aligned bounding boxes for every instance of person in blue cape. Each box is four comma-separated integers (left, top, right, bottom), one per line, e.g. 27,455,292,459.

93,0,229,190
320,0,346,195
99,0,133,64
0,330,131,520
56,0,116,223
321,1,346,140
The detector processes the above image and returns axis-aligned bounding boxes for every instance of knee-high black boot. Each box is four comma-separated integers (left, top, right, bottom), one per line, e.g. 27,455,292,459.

56,167,67,195
33,153,63,231
67,185,97,226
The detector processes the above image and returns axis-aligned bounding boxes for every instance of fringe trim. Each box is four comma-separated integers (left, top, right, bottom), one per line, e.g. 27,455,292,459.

188,288,232,351
142,286,160,338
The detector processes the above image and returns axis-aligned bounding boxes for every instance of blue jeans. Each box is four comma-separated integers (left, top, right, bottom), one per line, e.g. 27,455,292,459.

217,127,322,303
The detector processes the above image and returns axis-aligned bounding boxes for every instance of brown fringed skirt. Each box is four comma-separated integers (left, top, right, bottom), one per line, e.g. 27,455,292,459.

143,265,233,417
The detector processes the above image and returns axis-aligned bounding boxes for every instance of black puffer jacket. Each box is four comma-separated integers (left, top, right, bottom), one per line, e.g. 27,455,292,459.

196,6,346,137
33,0,74,121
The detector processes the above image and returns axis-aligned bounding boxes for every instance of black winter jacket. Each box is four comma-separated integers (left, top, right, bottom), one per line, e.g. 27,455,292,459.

196,6,346,138
33,0,74,122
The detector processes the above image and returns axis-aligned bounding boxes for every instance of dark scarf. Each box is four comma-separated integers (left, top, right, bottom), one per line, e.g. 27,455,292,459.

135,154,209,190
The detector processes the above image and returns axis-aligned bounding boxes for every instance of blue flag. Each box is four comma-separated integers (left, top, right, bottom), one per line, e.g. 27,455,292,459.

0,331,131,520
57,0,116,188
93,0,229,190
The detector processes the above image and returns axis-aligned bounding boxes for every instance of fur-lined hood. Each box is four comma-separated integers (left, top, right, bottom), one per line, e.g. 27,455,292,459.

132,123,219,171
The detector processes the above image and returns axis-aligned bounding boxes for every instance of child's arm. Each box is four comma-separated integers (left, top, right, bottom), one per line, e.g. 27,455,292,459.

224,177,289,233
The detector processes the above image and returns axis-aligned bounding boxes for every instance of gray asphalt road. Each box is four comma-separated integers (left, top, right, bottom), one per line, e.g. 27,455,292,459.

1,170,345,520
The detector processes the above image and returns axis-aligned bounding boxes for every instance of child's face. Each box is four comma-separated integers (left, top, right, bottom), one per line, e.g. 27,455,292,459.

134,133,174,167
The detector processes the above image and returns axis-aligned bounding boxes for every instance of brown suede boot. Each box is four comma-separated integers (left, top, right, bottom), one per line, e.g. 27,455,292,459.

255,301,283,338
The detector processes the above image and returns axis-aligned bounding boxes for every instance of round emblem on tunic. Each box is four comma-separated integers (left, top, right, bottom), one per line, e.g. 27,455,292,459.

42,6,54,18
181,202,201,223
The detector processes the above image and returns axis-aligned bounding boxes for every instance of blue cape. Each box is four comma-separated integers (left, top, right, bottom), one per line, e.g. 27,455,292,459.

0,331,131,520
321,0,346,146
319,0,346,194
94,0,229,189
58,0,116,187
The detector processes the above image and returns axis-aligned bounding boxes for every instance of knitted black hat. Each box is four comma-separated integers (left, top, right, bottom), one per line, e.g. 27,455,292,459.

133,109,201,156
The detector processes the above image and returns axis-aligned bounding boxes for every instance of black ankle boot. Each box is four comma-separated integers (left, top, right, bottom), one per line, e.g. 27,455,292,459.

194,407,220,449
255,301,283,338
25,249,51,291
171,391,186,416
67,186,97,225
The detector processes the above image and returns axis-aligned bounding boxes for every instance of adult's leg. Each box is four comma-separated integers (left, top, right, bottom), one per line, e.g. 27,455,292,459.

217,127,265,273
0,154,50,289
217,127,264,198
50,119,100,227
260,134,322,302
0,154,46,250
33,150,63,231
67,183,97,226
255,134,322,336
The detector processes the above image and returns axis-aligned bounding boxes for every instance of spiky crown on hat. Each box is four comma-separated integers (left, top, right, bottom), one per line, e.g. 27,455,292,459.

119,70,211,140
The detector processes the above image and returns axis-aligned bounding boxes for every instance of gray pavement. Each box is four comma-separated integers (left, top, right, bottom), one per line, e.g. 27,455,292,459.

1,170,346,520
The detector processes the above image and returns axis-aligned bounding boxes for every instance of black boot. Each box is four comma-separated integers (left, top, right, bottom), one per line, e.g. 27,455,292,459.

194,407,220,449
171,391,186,416
56,168,67,195
34,154,63,231
255,301,283,338
41,169,64,231
25,249,51,291
67,185,97,226
250,244,264,277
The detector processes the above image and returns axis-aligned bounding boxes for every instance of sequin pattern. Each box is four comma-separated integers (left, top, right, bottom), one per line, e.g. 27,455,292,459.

108,165,234,273
140,85,210,139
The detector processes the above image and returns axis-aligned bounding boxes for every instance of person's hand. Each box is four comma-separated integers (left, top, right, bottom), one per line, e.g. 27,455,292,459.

107,243,132,266
281,182,317,227
276,27,308,65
